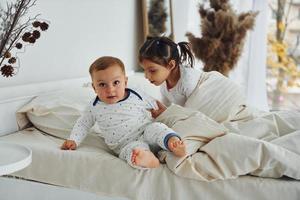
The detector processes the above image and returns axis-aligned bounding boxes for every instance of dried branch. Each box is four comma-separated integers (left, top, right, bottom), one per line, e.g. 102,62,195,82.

0,0,49,77
0,0,36,57
282,0,292,39
268,2,276,13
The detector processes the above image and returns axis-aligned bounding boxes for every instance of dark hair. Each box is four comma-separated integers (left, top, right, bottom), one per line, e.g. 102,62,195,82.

138,36,194,68
89,56,125,76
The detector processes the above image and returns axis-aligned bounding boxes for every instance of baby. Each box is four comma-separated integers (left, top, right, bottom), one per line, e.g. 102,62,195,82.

61,56,186,169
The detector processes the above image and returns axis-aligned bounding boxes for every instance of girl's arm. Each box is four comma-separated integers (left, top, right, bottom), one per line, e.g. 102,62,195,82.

150,100,167,119
133,88,167,118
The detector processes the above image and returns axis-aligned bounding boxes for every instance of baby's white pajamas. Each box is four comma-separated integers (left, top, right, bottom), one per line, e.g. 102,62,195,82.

69,88,178,168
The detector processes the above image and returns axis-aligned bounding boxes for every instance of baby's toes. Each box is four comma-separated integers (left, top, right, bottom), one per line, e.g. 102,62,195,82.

131,149,139,163
131,154,136,164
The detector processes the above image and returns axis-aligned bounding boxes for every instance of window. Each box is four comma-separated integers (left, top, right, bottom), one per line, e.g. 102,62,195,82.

266,0,300,111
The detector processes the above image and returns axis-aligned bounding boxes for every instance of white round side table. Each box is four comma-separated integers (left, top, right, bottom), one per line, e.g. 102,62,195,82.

0,142,32,176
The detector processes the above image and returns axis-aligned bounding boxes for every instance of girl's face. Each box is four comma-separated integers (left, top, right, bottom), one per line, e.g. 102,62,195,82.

140,59,172,86
92,64,128,104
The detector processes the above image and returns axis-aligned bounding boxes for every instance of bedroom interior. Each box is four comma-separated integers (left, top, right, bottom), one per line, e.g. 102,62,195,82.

1,0,300,200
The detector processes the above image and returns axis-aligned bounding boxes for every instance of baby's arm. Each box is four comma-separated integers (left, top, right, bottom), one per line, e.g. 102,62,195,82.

61,140,77,150
61,105,95,150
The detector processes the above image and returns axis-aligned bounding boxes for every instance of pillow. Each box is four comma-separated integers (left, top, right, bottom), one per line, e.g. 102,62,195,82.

16,73,161,149
16,84,114,150
17,84,94,138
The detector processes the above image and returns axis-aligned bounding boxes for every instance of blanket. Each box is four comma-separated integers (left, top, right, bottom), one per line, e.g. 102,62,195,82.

184,71,252,123
155,70,300,181
156,105,300,181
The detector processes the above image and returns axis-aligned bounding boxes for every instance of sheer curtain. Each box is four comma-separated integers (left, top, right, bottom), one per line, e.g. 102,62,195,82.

230,0,269,111
187,0,269,111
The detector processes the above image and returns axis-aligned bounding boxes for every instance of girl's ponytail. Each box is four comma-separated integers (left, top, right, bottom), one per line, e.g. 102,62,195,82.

139,36,194,68
178,42,194,68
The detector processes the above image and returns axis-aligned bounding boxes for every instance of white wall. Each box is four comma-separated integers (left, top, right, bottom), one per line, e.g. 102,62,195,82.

1,0,193,87
172,0,190,43
0,0,144,135
0,0,143,87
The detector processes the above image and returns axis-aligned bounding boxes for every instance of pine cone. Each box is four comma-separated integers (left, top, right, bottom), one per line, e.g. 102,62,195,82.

4,51,11,58
40,22,49,31
16,43,23,49
28,37,36,43
1,65,14,77
32,30,41,39
32,21,41,28
8,57,17,64
22,32,31,42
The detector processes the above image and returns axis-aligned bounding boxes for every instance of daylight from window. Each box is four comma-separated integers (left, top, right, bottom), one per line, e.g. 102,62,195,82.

267,0,300,111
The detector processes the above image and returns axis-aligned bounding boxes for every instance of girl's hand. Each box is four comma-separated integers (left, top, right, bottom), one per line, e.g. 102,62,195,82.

61,140,77,150
150,100,167,119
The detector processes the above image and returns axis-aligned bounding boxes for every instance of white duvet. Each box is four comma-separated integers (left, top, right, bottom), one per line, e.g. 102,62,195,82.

155,71,300,181
156,105,300,181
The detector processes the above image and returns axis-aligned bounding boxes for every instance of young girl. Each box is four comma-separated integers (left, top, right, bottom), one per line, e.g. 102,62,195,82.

139,36,247,122
139,36,202,116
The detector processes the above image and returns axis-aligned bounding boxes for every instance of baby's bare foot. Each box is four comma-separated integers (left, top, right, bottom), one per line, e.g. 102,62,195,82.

168,136,186,157
131,148,160,168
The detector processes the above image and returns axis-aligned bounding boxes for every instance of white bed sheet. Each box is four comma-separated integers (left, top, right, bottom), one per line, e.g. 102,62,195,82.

1,129,300,200
0,177,128,200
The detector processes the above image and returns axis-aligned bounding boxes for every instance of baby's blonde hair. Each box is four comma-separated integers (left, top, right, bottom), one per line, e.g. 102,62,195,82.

89,56,125,76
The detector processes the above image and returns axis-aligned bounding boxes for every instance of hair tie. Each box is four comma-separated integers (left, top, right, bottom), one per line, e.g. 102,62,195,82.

176,43,181,55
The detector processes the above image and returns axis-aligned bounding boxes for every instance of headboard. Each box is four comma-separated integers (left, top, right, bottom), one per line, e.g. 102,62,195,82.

0,72,160,136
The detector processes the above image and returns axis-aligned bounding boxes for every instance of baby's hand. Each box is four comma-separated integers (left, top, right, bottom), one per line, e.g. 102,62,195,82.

150,100,167,119
61,140,77,150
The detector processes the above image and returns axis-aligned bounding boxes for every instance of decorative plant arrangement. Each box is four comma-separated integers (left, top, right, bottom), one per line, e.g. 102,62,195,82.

148,0,168,37
186,0,258,76
0,0,49,78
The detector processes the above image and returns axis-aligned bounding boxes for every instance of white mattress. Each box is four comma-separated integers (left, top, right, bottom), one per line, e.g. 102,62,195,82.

1,129,300,200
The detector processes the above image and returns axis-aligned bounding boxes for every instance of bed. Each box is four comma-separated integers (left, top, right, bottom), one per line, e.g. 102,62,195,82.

1,73,300,200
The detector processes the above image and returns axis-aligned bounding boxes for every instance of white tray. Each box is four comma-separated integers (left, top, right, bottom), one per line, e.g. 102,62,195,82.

0,142,32,175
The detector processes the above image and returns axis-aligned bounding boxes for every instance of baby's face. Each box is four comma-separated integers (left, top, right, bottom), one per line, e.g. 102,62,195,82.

92,64,128,104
